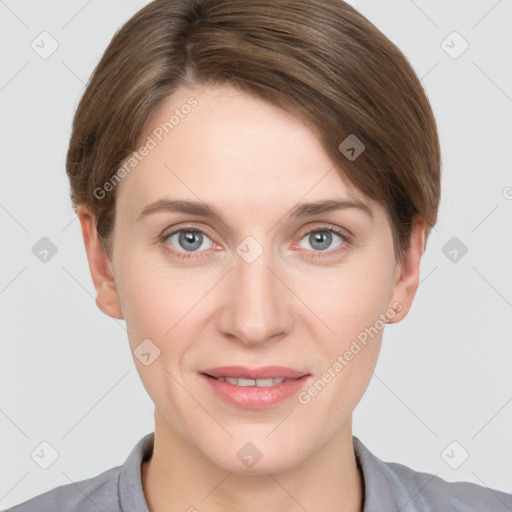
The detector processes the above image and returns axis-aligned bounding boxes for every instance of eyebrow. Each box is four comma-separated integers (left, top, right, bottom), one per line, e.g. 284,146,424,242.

136,198,374,223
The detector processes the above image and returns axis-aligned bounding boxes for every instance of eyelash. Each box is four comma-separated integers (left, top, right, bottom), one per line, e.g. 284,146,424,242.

159,224,351,261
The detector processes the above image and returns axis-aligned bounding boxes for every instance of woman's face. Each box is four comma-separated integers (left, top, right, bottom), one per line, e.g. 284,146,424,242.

91,83,421,474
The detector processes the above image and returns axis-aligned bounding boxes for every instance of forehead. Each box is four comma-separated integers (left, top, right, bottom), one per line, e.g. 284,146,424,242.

115,83,377,221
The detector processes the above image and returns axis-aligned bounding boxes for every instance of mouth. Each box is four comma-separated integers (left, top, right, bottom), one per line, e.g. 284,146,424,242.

202,374,295,387
199,366,311,409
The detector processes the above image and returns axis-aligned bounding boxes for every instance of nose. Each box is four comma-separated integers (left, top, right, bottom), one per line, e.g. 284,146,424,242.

215,242,293,348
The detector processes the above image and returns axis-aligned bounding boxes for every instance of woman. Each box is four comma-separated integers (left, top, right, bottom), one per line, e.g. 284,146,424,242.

6,0,511,511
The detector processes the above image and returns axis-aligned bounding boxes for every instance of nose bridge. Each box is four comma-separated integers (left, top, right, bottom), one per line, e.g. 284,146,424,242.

217,235,290,346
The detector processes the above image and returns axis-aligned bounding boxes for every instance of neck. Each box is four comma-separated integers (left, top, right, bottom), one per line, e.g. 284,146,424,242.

141,409,363,512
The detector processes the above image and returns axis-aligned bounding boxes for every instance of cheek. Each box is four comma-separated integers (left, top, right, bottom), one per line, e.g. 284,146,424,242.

115,251,185,348
116,253,217,376
303,257,393,402
296,257,394,343
116,265,195,404
293,258,392,395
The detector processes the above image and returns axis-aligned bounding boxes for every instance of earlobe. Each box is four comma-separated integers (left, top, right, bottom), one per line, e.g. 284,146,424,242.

77,206,124,320
386,217,426,324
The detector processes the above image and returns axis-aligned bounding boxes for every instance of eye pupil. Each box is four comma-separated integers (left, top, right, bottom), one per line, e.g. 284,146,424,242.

179,230,203,251
309,231,332,251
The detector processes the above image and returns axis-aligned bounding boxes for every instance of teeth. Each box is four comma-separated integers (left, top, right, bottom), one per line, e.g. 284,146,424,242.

216,376,287,387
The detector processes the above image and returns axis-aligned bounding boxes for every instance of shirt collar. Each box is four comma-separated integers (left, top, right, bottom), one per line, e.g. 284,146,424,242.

119,432,399,512
119,432,153,512
353,435,400,512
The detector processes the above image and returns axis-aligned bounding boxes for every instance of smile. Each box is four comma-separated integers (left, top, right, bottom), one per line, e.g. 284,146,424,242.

199,366,311,409
206,376,290,387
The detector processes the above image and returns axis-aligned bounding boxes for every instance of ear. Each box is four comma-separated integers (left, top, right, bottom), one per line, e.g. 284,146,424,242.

386,217,426,324
77,205,124,320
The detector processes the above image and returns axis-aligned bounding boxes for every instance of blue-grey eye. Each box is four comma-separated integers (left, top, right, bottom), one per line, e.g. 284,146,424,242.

167,230,213,252
299,230,344,252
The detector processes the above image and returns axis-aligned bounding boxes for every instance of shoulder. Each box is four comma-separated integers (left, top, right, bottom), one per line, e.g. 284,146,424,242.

353,436,512,512
384,458,512,512
4,432,154,512
3,465,122,512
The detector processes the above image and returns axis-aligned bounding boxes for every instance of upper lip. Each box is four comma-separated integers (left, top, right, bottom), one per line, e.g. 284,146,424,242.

200,366,308,380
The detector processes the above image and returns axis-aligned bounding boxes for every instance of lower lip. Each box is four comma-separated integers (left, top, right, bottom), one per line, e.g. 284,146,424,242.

200,373,310,409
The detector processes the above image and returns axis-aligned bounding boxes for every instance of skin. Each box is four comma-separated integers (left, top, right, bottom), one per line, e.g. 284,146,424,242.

78,83,425,512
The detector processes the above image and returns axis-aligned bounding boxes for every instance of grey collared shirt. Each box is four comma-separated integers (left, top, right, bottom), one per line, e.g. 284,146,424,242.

5,432,512,511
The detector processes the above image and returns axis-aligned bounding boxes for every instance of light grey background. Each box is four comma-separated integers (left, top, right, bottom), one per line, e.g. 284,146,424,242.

1,0,511,509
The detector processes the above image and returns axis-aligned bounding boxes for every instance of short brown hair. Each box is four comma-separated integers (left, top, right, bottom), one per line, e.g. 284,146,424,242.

66,0,441,260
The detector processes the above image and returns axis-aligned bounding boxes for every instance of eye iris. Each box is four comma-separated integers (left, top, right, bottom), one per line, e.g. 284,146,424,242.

310,231,332,251
179,231,202,251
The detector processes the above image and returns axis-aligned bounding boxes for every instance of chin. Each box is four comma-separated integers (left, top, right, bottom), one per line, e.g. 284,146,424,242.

204,436,306,476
